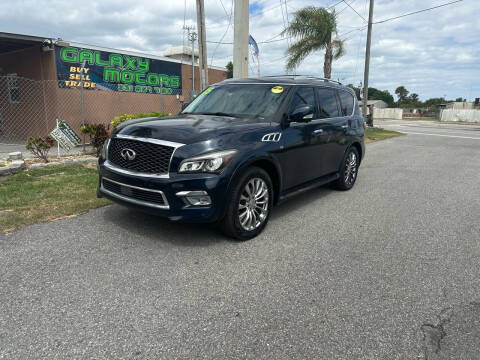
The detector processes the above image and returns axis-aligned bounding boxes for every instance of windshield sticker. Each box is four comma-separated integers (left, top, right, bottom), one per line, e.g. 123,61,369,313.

271,86,283,94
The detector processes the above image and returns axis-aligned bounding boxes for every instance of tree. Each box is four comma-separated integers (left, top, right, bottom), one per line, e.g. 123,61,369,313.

282,7,345,78
455,97,466,102
368,87,395,107
395,86,409,104
410,93,419,102
226,61,233,78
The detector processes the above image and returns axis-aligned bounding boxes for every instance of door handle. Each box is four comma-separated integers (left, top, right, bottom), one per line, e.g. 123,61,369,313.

313,129,324,135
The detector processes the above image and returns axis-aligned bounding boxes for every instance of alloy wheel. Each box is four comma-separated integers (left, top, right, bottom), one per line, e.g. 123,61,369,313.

238,177,269,231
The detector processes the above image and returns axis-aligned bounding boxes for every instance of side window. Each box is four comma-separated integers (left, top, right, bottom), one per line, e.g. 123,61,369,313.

316,88,340,118
288,87,315,119
338,90,355,116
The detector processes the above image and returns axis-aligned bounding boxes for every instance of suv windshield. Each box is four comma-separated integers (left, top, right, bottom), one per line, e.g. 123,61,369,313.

182,84,290,119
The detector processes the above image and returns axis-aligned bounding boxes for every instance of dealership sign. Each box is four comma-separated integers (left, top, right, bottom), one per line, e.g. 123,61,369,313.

55,46,182,95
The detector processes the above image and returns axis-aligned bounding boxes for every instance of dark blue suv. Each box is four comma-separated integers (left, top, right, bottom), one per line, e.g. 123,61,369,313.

97,76,365,240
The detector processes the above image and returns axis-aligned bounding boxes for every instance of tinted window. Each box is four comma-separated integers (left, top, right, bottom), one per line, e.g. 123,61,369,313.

338,90,355,116
316,88,340,118
289,87,315,118
183,84,290,119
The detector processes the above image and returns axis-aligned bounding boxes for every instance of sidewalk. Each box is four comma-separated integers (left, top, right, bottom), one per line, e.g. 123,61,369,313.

0,142,95,160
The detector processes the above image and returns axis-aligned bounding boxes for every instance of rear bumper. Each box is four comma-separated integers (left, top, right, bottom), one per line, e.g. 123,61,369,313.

97,161,230,223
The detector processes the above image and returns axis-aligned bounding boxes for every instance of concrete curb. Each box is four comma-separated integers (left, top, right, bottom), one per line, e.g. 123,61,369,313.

0,160,26,177
28,157,98,169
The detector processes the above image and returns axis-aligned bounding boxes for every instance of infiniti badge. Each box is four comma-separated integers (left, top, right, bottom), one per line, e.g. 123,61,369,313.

120,148,136,161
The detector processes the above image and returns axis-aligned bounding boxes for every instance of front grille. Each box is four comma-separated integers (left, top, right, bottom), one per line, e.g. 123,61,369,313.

102,178,167,207
108,137,174,174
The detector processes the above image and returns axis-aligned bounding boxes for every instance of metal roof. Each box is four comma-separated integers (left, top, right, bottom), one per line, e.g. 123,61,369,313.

0,32,48,54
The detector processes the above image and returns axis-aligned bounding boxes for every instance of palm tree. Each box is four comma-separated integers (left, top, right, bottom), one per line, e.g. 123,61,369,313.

282,7,345,79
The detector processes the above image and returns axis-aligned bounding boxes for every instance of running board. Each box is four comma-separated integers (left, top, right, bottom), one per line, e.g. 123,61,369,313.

277,173,339,204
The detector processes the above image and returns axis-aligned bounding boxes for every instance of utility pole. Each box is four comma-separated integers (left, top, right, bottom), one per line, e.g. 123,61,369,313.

233,0,249,78
196,0,208,90
184,26,197,100
362,0,374,126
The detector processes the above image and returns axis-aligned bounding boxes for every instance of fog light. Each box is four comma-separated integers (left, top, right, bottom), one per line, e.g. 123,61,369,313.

186,195,211,206
176,191,212,206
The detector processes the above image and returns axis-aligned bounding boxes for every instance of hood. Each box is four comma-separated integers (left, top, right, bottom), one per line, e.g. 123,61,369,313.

115,114,272,144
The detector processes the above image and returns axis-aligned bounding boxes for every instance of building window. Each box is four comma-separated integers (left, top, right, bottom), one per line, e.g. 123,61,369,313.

7,73,20,103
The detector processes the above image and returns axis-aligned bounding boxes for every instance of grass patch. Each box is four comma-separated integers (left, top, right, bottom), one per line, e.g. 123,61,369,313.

0,163,110,233
365,128,404,144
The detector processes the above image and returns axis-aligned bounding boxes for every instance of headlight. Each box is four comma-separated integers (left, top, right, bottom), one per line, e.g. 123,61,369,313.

178,150,237,173
100,138,110,159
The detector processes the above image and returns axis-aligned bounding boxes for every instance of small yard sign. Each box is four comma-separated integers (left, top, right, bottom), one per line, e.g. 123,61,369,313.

50,120,81,151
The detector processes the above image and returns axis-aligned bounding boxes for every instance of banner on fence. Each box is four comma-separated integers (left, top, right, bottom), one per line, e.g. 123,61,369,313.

50,120,81,151
55,46,182,95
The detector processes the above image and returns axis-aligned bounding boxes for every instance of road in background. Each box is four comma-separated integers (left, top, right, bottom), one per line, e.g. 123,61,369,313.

377,119,480,140
1,130,479,359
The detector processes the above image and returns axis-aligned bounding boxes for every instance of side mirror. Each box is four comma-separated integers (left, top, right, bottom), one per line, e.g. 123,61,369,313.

181,102,190,111
289,104,314,122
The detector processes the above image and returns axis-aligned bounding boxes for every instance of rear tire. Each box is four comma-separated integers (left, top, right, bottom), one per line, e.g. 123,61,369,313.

220,166,273,240
332,147,359,191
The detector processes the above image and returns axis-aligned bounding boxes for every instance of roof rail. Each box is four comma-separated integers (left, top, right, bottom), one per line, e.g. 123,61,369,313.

261,75,342,85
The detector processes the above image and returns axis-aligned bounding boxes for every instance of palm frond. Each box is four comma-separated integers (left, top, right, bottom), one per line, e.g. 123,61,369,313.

281,7,336,44
331,38,345,60
285,36,328,71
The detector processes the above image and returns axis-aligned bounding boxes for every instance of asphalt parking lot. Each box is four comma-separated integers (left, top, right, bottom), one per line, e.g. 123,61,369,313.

1,120,479,359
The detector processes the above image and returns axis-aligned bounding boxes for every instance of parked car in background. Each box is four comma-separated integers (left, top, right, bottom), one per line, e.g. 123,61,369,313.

97,76,366,240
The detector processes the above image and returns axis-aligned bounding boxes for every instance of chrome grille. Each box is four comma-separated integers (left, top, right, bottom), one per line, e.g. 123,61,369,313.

108,137,174,174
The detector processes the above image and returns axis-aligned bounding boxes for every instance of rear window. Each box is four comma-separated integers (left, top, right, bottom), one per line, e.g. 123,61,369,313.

338,90,355,116
316,88,340,118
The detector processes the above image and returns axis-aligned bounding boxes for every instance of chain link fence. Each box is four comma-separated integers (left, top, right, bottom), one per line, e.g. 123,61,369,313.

0,75,184,145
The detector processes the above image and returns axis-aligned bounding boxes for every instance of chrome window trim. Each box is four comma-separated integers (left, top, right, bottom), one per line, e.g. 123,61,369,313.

106,134,185,178
100,177,170,210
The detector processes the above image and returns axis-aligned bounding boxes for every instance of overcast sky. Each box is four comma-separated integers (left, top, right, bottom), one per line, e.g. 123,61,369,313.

1,0,478,100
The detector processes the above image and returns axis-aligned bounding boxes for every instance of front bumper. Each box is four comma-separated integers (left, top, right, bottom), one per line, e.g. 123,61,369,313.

97,160,230,223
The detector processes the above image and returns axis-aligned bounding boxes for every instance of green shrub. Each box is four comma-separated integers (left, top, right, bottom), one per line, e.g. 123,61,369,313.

81,124,109,157
26,136,55,163
111,111,171,128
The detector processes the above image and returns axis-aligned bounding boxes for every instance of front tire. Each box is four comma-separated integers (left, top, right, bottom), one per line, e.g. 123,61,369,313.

332,146,359,190
220,166,273,240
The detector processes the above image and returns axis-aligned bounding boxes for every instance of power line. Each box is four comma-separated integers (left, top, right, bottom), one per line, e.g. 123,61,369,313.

250,0,293,18
327,0,346,10
207,37,290,45
338,25,368,38
210,0,233,66
341,0,367,22
374,0,464,24
336,0,358,16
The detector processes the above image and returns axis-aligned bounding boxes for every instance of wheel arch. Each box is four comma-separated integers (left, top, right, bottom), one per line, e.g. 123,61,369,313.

229,156,282,205
350,141,363,164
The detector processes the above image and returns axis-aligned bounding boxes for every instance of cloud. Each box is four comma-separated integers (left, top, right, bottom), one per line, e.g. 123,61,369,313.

0,0,478,100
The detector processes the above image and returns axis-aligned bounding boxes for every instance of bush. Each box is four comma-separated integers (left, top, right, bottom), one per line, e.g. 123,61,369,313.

26,136,55,163
81,124,109,157
111,111,171,128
